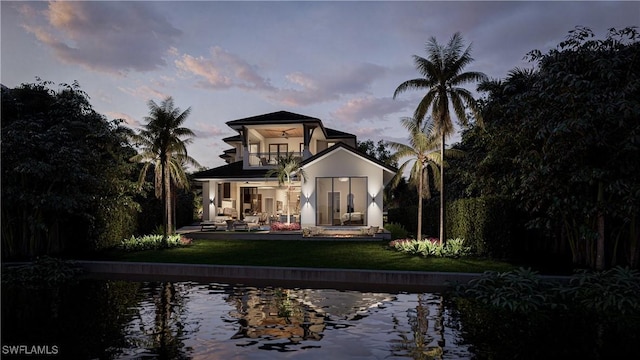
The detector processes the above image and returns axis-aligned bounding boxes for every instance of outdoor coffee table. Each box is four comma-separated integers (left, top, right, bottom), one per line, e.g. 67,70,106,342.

225,219,235,231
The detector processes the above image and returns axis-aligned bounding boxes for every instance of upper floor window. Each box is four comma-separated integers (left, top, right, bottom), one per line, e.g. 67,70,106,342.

269,144,288,162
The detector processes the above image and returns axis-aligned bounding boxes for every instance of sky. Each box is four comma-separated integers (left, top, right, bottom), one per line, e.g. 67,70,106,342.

2,1,639,170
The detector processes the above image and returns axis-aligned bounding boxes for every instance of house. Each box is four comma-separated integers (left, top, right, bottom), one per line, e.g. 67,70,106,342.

192,111,396,230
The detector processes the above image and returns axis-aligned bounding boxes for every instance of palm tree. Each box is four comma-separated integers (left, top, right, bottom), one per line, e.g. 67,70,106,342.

388,117,463,242
393,32,487,244
266,152,306,225
130,97,199,246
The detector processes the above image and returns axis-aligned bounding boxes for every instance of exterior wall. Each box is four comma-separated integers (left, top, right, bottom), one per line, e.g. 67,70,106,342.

301,148,384,228
202,181,217,221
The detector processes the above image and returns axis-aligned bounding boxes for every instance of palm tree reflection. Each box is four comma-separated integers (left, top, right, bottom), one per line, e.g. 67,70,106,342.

390,293,445,359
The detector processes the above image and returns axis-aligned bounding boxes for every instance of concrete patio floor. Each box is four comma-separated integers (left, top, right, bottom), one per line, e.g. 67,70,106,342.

177,224,390,241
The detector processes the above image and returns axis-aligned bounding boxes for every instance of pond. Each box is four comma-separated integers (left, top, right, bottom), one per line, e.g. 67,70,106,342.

2,279,470,359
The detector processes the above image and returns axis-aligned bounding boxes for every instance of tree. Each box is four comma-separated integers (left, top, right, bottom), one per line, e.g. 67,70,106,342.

447,68,538,200
130,97,199,246
387,117,463,242
514,27,640,269
357,139,400,207
454,27,640,269
393,32,487,244
357,139,398,168
266,152,306,225
1,80,138,258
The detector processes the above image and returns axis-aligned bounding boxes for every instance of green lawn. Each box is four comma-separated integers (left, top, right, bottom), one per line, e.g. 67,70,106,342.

94,239,516,273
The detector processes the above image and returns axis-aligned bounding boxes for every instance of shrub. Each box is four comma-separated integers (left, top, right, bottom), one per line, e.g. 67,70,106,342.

446,196,515,258
270,222,301,231
388,238,470,258
384,222,409,240
1,256,84,287
444,238,472,258
117,234,192,252
450,266,640,359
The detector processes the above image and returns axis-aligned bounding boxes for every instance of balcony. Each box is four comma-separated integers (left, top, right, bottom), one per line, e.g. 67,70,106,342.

246,152,303,168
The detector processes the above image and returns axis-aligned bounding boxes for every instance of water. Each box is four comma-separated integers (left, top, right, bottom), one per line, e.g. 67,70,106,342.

1,279,471,359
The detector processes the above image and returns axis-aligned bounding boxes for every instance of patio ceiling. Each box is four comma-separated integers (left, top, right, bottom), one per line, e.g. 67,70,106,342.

250,126,304,139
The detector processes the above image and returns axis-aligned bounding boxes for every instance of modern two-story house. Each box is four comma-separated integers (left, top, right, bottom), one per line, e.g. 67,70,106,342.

192,111,396,230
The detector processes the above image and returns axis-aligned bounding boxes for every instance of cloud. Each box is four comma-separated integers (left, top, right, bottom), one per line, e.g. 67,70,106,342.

175,47,273,90
117,85,168,102
272,62,388,106
19,1,181,74
174,47,389,107
192,122,230,139
331,96,409,123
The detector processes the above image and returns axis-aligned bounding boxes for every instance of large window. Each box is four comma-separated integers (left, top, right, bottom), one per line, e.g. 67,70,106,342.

316,177,367,226
269,143,288,162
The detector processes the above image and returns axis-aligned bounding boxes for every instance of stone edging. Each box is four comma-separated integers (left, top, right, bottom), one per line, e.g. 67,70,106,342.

76,261,485,291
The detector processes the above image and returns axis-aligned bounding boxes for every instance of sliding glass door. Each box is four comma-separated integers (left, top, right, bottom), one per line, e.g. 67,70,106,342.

316,177,366,226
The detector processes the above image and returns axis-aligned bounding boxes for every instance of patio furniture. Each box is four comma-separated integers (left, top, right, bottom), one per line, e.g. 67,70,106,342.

341,212,364,225
258,212,269,225
239,216,261,231
221,207,238,218
200,221,217,231
233,220,248,231
225,219,236,231
201,215,232,231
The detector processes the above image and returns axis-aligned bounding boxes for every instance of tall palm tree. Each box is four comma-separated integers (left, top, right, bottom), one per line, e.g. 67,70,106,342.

130,97,199,246
394,32,487,243
266,152,306,225
388,117,463,242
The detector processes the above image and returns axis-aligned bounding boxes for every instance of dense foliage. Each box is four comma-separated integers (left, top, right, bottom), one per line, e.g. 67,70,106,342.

448,27,640,269
446,197,516,258
451,267,640,359
1,80,139,258
1,256,84,287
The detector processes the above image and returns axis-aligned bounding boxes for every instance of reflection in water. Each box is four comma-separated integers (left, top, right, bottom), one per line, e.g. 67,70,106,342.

2,280,470,359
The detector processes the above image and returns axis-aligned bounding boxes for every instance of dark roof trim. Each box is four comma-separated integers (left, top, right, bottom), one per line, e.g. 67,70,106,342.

222,135,242,142
325,127,356,139
192,161,272,180
226,111,321,128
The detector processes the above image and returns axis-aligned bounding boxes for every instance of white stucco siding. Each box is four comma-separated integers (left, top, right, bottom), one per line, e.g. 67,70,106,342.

202,181,218,221
301,148,385,227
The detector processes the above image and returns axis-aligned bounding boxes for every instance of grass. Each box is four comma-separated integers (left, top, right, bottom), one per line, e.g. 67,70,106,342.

92,238,516,273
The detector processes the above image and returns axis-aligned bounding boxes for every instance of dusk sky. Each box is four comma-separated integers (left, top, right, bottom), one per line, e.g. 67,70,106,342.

2,1,638,170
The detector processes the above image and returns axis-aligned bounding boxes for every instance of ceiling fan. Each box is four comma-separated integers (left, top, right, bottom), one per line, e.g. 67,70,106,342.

280,128,295,139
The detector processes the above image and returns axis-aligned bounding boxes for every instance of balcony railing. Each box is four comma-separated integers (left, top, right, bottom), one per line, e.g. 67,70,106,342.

247,152,303,167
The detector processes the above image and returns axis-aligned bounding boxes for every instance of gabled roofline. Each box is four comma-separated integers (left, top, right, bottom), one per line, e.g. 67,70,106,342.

300,142,397,175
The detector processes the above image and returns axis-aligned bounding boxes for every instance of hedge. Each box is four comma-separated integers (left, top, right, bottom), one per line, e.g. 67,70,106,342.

388,196,516,258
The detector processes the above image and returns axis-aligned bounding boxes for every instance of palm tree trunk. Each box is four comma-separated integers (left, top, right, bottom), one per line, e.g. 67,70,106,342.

286,181,291,225
165,165,173,235
417,165,423,241
439,132,446,246
161,159,168,248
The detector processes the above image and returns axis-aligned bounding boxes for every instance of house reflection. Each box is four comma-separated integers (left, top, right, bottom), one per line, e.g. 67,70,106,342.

225,287,394,344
